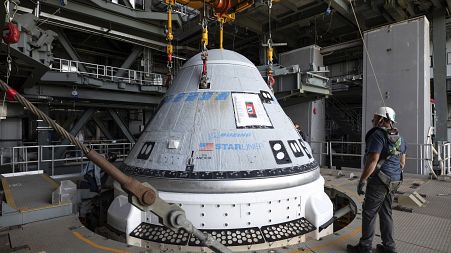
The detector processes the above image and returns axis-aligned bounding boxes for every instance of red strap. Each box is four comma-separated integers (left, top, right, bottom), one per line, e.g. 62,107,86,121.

3,22,20,44
6,88,17,101
202,58,207,75
268,74,275,87
167,53,172,64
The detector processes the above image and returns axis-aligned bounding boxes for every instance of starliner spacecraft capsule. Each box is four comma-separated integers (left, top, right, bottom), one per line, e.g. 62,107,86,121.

107,49,333,251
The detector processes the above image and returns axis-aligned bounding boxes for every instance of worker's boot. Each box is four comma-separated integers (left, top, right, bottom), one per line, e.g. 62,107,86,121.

347,244,373,253
376,244,398,253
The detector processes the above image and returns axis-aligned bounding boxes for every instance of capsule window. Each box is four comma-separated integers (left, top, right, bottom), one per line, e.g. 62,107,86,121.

259,90,273,103
298,139,312,159
137,141,155,160
288,140,304,158
269,140,292,164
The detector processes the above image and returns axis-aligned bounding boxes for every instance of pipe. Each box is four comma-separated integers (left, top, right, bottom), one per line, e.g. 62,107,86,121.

86,150,156,205
0,79,231,253
23,94,54,102
318,204,353,232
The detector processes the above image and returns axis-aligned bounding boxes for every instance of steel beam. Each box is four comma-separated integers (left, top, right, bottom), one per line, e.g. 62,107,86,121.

267,3,326,46
279,1,298,12
0,2,5,30
17,5,167,49
37,0,165,36
276,13,321,32
433,9,448,141
55,108,96,158
62,116,75,130
175,17,202,41
40,72,167,95
85,122,97,139
116,46,143,77
108,109,135,143
23,84,162,105
320,39,362,54
67,108,96,139
122,0,133,9
87,0,181,26
38,104,51,172
234,16,263,34
92,115,114,140
430,0,443,8
56,30,88,72
324,0,363,29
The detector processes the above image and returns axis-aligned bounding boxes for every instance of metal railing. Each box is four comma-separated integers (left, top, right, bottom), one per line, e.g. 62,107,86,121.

0,142,134,176
437,142,451,176
51,58,163,86
310,141,442,176
1,141,450,177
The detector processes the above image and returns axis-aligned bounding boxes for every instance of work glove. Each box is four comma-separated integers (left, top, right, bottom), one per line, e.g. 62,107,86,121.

357,180,366,195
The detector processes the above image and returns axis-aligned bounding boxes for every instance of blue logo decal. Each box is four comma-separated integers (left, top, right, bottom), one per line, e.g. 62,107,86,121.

208,132,252,139
215,143,262,151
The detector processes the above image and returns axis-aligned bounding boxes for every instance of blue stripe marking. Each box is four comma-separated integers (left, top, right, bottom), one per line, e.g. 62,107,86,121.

216,92,230,101
199,92,214,101
185,92,199,101
173,93,186,102
162,95,173,103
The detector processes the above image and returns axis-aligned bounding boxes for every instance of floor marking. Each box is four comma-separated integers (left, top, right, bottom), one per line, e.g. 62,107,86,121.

40,174,60,189
1,177,17,209
72,231,131,253
289,227,362,253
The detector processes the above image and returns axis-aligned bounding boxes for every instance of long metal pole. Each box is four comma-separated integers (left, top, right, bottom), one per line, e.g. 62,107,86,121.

0,80,231,253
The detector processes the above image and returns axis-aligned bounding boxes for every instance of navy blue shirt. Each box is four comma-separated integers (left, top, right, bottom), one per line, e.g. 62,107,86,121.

365,128,406,181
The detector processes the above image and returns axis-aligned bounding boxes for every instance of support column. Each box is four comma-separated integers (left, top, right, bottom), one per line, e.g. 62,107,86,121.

108,109,135,143
93,115,114,140
55,108,96,158
116,46,143,77
56,30,88,72
433,9,448,141
37,104,51,173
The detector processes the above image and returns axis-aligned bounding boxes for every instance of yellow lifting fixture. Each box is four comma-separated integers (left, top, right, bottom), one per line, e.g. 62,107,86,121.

172,0,254,50
165,0,175,58
218,17,224,49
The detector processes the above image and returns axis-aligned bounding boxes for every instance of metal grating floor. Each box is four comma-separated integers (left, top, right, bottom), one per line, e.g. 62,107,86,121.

389,212,451,252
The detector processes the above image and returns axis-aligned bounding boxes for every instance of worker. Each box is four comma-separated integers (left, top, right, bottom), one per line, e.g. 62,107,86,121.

81,152,117,192
294,122,307,141
347,106,406,253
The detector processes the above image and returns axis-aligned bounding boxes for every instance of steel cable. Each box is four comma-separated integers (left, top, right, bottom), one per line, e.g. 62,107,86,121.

0,80,90,154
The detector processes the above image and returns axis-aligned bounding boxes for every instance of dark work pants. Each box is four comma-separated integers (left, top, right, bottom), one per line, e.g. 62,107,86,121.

359,177,396,251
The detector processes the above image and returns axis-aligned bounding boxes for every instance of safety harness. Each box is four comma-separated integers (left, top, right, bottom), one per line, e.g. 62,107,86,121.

365,127,403,191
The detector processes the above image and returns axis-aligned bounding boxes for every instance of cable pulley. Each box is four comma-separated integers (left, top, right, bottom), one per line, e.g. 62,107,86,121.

3,0,19,44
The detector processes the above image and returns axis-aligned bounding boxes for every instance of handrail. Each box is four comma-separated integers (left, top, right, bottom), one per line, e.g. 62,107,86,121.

309,140,439,175
1,141,447,176
50,58,163,86
0,142,134,175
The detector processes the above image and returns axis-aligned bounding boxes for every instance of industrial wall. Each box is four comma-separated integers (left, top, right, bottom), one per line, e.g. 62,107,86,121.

0,104,23,147
362,16,431,174
283,99,326,165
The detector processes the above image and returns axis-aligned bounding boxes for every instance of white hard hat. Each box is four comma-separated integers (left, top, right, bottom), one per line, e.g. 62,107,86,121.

374,106,396,123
